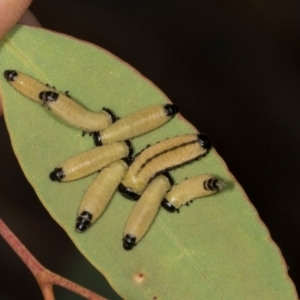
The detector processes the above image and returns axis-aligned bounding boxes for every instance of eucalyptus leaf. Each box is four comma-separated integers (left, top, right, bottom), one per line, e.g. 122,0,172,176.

0,25,297,299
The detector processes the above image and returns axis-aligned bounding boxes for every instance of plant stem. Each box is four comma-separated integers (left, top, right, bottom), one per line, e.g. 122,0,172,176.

0,218,107,300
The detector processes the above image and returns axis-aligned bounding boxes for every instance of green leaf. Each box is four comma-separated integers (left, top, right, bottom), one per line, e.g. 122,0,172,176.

0,25,297,299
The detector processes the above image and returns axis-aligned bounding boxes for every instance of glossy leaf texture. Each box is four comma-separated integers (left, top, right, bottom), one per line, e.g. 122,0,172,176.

0,25,297,299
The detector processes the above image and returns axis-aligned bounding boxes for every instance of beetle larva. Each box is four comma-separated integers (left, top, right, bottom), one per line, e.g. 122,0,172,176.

76,159,129,232
3,70,116,133
4,70,54,104
39,91,116,133
119,133,212,200
50,140,132,182
93,104,179,145
123,172,173,250
161,174,226,212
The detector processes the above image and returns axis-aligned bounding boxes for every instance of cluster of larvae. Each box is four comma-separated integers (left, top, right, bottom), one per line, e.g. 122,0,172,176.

4,70,226,250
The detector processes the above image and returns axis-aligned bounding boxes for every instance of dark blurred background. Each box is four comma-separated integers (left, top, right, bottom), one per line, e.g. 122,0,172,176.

0,0,299,299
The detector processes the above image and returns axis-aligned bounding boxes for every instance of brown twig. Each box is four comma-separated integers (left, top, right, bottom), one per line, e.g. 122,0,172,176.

0,218,107,300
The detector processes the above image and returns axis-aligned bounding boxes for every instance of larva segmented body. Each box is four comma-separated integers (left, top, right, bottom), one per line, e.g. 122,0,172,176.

119,134,212,199
4,70,54,104
76,159,129,232
123,173,173,250
4,70,116,133
50,141,132,182
161,174,226,212
93,104,179,145
39,91,115,133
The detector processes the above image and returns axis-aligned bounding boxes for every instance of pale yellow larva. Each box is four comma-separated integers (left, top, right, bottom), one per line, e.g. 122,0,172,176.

50,141,132,182
39,91,115,133
119,134,212,200
4,70,54,104
93,104,179,145
161,174,226,212
76,159,129,232
4,70,116,133
122,173,173,250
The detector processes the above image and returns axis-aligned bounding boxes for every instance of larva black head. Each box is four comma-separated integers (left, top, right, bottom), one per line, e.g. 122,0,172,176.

39,91,59,102
122,156,134,166
122,234,136,250
203,177,226,191
102,107,117,123
164,104,179,117
161,199,176,212
124,140,134,157
76,211,93,232
4,70,18,82
93,132,102,146
118,183,140,200
49,167,65,182
198,133,212,151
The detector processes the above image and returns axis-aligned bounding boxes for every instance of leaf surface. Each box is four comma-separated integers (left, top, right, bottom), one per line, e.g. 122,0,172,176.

0,25,297,300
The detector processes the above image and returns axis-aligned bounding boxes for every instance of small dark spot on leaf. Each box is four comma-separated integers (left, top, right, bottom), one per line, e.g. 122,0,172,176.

133,272,146,284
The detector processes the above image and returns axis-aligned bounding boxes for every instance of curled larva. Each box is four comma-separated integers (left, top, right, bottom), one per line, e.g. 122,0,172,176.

39,91,116,133
4,70,54,103
50,141,132,182
161,174,226,212
3,70,116,133
122,172,173,250
93,104,179,146
76,159,129,232
119,133,212,200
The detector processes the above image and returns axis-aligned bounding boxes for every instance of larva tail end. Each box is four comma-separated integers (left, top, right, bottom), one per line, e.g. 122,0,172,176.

124,140,134,157
161,199,176,212
93,132,103,146
204,177,226,191
198,134,212,150
102,107,117,123
122,234,136,250
164,104,179,117
76,211,92,232
118,183,140,200
215,179,226,190
49,168,65,182
4,70,18,82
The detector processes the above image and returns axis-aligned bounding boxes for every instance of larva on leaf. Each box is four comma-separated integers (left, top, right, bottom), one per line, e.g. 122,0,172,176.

3,70,116,133
4,70,55,104
93,103,179,146
122,172,173,250
39,91,116,133
161,174,226,213
76,159,130,232
119,133,212,200
50,141,132,182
